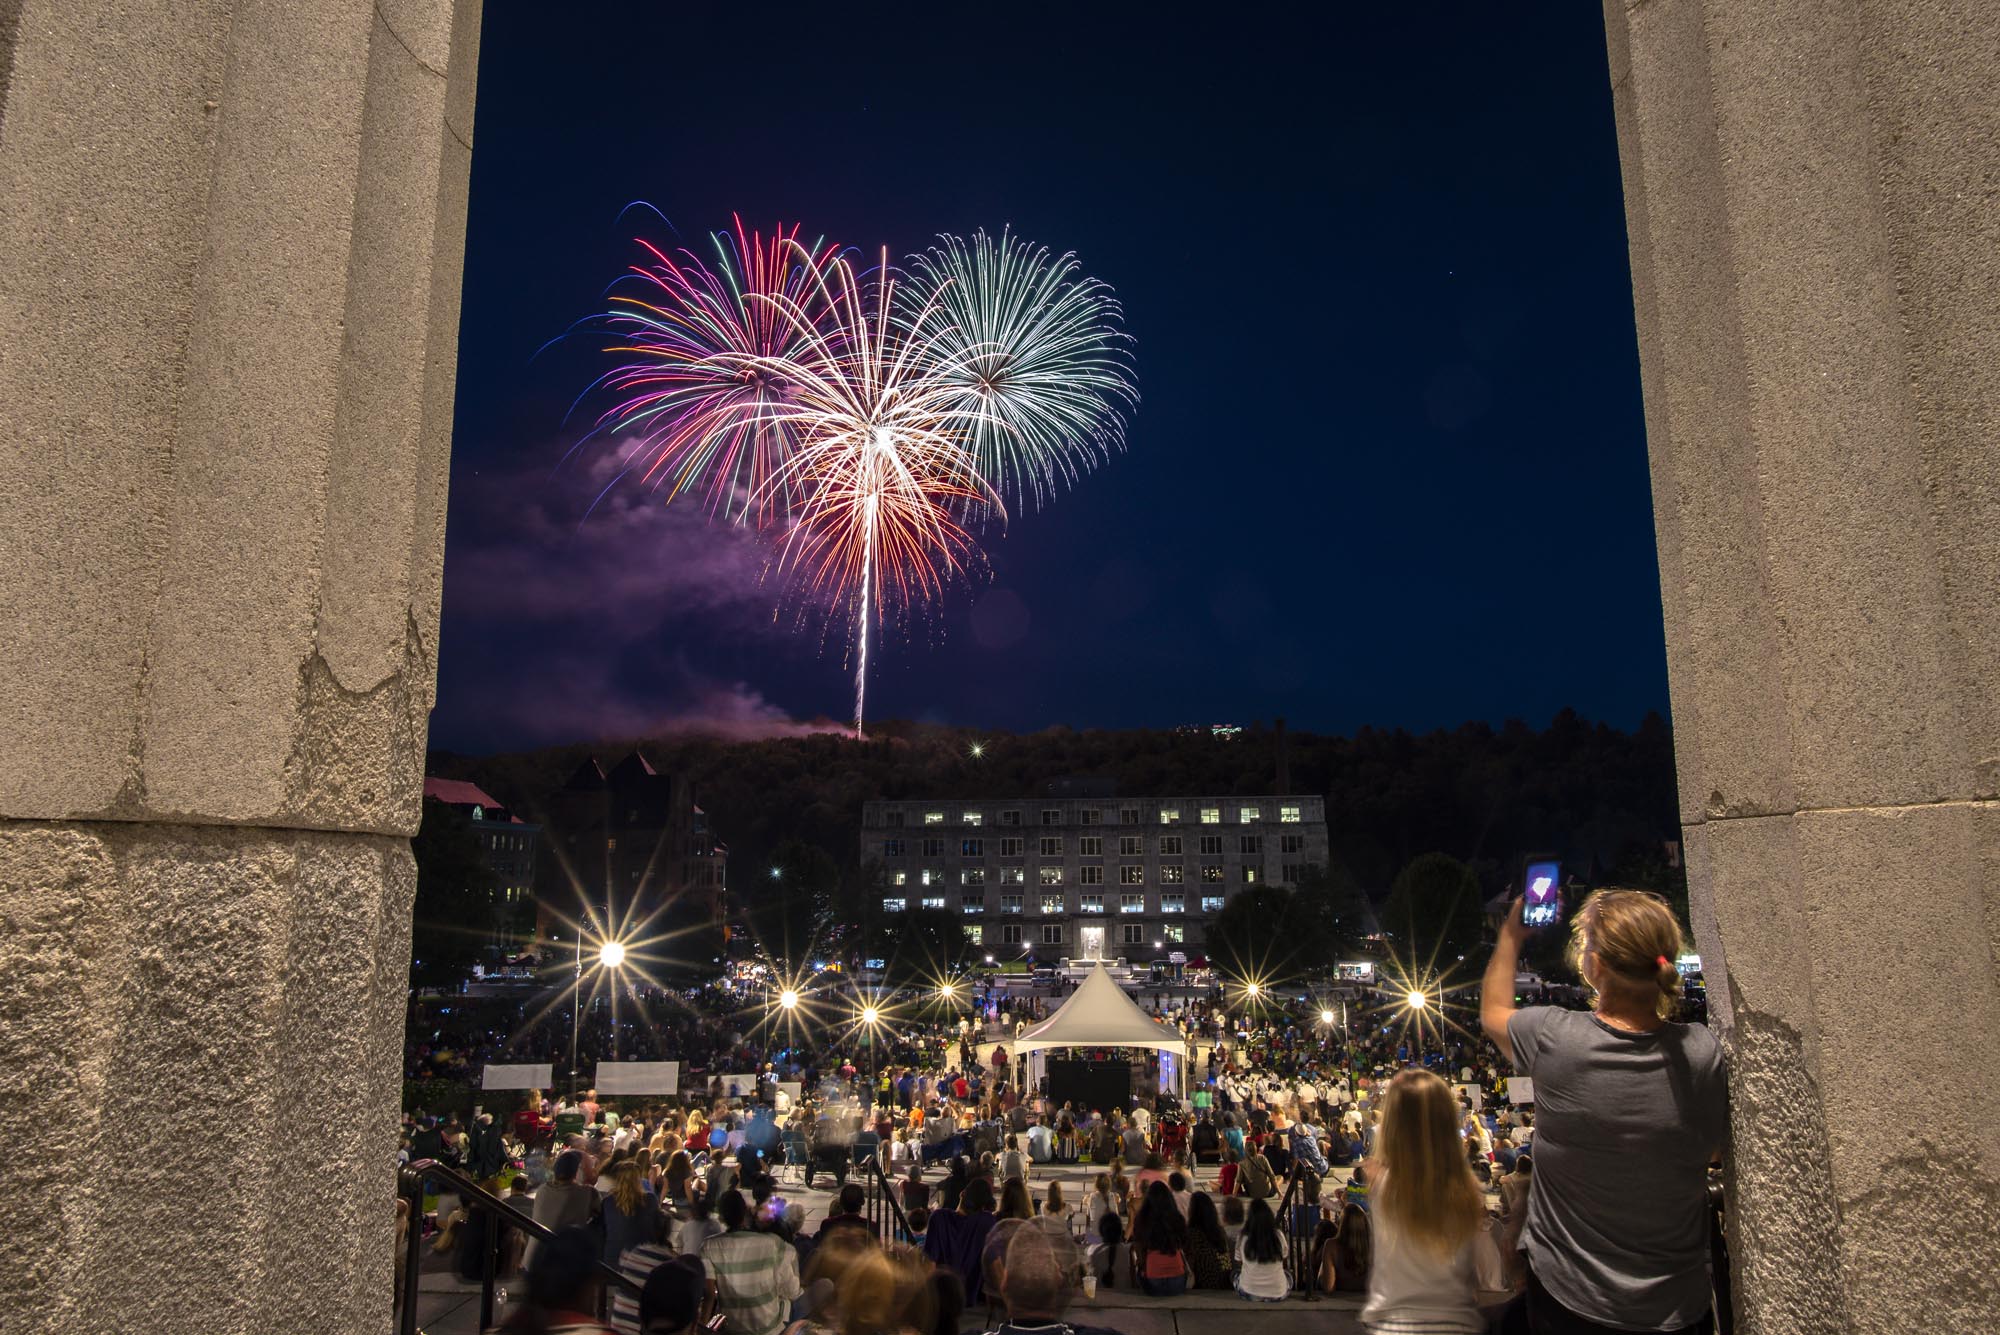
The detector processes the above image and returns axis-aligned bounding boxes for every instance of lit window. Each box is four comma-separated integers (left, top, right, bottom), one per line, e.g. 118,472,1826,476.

1122,923,1144,945
1164,924,1185,943
1001,868,1025,885
883,897,907,912
892,871,907,886
1160,865,1184,885
1161,894,1185,914
922,895,946,910
1120,865,1144,885
1160,807,1181,824
1200,808,1220,825
966,924,984,944
1280,805,1301,824
925,812,944,825
1201,865,1225,884
962,868,986,886
1042,924,1065,944
1242,866,1259,884
921,869,936,886
1202,895,1226,913
962,811,982,826
1001,924,1022,944
1239,806,1260,823
962,896,984,914
1041,893,1064,915
1120,894,1144,914
1120,836,1142,855
1039,867,1063,886
1080,894,1104,914
1001,894,1023,913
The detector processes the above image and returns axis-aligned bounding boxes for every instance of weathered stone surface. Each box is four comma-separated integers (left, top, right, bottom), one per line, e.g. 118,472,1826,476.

0,821,415,1335
0,0,480,839
1605,2,2000,1332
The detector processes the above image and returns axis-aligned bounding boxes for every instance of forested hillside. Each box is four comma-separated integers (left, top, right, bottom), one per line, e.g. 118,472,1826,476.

426,709,1681,901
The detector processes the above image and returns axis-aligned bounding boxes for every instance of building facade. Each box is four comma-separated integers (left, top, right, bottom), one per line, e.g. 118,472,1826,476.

536,753,728,946
860,794,1330,961
423,777,541,949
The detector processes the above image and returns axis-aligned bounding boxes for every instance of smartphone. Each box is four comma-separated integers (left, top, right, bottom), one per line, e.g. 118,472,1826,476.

1522,859,1563,929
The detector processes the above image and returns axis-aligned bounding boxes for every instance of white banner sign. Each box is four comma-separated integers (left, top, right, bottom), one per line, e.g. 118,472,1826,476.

594,1061,680,1096
1507,1077,1535,1105
481,1063,553,1091
777,1081,803,1104
719,1072,758,1099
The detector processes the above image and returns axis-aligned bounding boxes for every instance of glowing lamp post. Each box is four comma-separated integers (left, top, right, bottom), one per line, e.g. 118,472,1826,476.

571,931,628,1099
779,989,800,1011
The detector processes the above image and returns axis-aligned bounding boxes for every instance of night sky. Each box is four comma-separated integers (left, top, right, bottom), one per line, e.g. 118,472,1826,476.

434,3,1664,754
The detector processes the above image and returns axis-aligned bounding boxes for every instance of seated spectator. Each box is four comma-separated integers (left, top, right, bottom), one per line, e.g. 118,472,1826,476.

1130,1181,1189,1297
603,1161,664,1269
1089,1212,1134,1291
637,1254,711,1335
815,1183,871,1243
923,1176,999,1304
526,1150,598,1271
1356,1069,1482,1333
899,1161,931,1213
501,1225,613,1334
1316,1202,1370,1295
701,1191,802,1335
998,1177,1034,1222
904,1206,930,1249
1234,1198,1289,1302
1184,1191,1232,1290
983,1227,1118,1335
1221,1195,1246,1258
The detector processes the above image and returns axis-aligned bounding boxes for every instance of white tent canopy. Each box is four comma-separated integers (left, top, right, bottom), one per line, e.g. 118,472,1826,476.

1013,962,1187,1098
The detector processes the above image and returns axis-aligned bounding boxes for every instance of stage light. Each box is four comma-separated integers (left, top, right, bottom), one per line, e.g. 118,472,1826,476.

597,941,627,969
778,989,799,1010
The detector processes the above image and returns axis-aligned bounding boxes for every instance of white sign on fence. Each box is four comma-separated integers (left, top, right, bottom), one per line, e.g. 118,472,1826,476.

719,1072,758,1099
1507,1077,1535,1105
481,1064,553,1091
777,1081,803,1104
594,1061,680,1096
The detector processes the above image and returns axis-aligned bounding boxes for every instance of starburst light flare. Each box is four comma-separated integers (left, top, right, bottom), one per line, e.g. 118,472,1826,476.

900,229,1137,513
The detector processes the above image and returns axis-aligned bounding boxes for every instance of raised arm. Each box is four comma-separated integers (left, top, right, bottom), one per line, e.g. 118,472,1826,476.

1481,897,1530,1063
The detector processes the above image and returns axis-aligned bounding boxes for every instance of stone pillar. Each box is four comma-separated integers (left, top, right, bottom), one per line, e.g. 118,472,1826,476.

0,1,481,1331
1601,2,1999,1332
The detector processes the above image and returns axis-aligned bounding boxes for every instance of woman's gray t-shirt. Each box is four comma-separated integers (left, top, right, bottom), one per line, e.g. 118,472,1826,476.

1506,1007,1726,1330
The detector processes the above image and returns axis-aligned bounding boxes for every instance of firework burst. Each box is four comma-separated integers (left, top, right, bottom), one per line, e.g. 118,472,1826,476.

900,228,1137,513
571,216,1137,735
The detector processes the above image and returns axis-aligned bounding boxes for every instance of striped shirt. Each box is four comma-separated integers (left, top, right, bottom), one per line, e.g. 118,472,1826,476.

611,1243,675,1335
701,1229,801,1335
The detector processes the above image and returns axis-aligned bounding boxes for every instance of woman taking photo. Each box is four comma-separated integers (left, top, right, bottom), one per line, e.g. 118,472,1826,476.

1482,888,1727,1334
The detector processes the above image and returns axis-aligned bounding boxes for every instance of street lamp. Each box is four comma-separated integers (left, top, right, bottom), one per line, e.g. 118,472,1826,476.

571,928,627,1099
1319,1008,1335,1026
779,988,800,1011
1405,989,1428,1011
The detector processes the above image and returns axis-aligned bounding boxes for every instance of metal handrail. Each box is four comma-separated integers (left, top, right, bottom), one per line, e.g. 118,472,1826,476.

396,1158,642,1335
857,1149,917,1242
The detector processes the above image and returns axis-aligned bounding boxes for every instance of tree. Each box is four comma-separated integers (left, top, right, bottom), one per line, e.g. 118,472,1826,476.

410,797,499,991
1290,863,1371,959
1379,851,1486,970
867,907,969,988
741,838,842,965
1203,886,1333,986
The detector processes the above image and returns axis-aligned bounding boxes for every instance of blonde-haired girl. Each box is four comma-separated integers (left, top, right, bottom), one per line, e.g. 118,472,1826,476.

1358,1067,1486,1334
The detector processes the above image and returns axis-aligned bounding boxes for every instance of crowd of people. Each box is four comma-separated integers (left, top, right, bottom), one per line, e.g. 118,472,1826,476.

403,889,1725,1335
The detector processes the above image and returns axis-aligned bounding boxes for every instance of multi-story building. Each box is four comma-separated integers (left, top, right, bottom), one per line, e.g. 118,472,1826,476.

535,752,728,945
422,777,541,949
859,793,1330,961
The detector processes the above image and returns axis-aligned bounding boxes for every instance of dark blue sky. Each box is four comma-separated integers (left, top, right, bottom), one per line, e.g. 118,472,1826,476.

434,3,1665,754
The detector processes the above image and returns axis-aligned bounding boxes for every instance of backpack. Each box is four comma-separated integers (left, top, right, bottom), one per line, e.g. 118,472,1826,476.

1240,1155,1274,1199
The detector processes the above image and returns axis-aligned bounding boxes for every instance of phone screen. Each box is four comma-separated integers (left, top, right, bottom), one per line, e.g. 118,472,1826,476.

1522,860,1562,928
